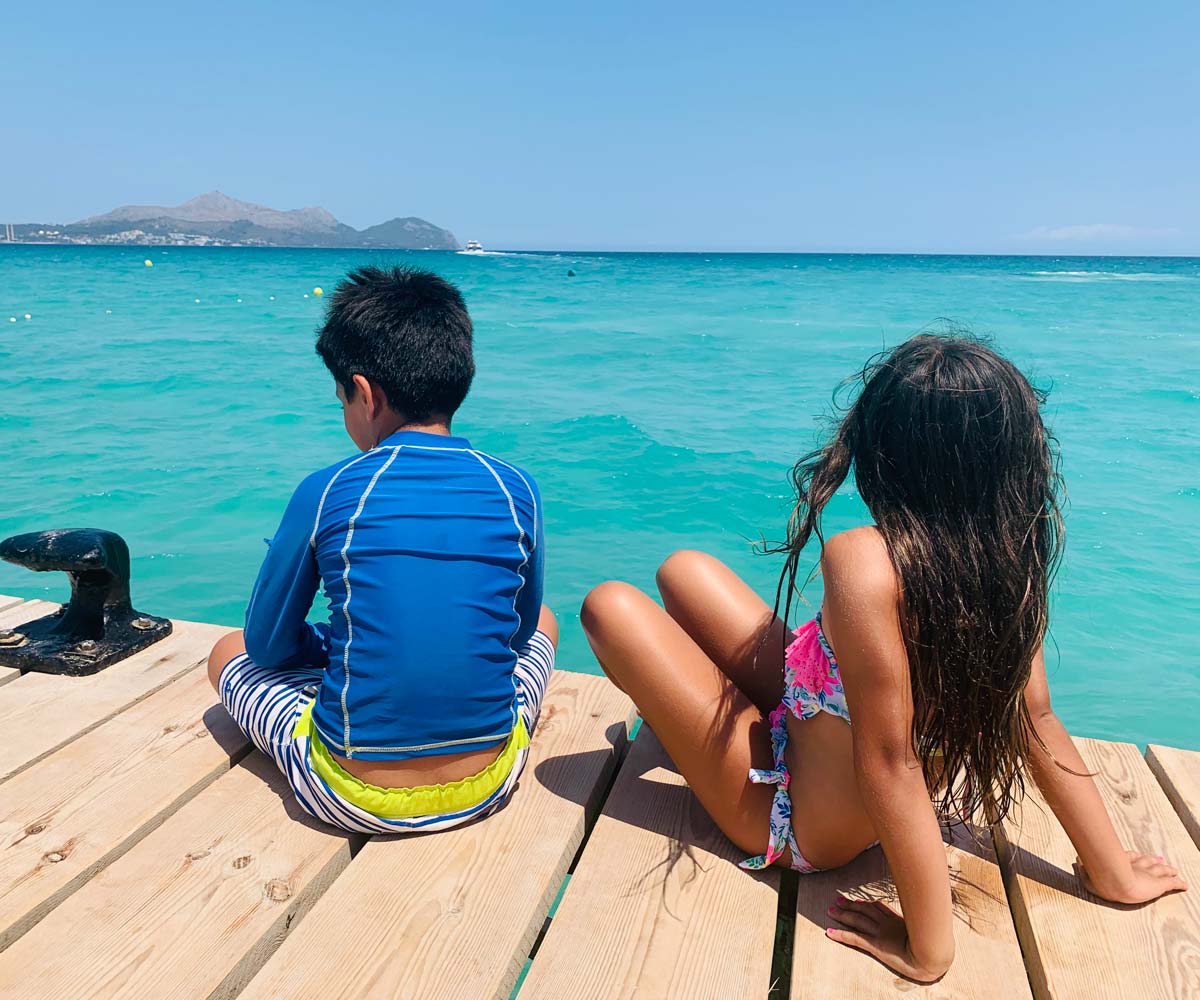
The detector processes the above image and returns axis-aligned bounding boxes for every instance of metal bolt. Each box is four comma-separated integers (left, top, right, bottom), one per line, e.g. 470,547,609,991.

0,630,26,647
78,639,97,654
131,617,157,631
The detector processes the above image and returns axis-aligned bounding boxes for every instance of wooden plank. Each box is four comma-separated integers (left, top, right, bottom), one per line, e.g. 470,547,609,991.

0,616,227,783
1146,745,1200,851
0,668,251,950
0,598,59,627
237,672,634,1000
0,600,58,688
520,726,781,1000
791,826,1031,999
997,737,1200,999
0,754,357,999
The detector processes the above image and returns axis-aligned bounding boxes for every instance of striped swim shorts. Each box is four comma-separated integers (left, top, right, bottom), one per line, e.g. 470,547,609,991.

217,631,555,835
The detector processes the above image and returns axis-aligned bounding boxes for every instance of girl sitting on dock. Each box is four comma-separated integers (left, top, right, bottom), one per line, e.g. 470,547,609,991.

580,333,1187,982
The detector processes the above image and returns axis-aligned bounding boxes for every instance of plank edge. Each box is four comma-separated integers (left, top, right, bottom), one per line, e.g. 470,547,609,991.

1145,745,1200,851
0,660,207,786
210,837,361,1000
988,822,1052,1000
491,705,636,1000
0,739,254,953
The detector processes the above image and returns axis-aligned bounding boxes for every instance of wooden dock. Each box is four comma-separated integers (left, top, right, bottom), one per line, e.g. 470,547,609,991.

0,595,1197,999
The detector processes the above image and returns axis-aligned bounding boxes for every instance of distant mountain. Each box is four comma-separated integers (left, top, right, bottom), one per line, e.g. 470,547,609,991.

10,192,459,249
358,217,462,249
78,192,344,232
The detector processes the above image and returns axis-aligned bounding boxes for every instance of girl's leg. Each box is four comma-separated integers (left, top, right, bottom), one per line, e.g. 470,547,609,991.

208,629,246,693
535,604,560,648
515,605,558,734
581,580,783,860
655,550,787,715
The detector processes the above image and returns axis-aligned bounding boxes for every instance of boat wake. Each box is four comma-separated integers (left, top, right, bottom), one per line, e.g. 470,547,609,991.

455,250,551,259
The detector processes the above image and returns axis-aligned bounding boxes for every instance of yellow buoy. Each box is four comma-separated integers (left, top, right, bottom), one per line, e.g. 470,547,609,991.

144,259,153,267
313,287,323,297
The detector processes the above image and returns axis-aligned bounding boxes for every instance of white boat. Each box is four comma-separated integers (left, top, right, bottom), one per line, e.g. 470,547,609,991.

462,240,484,254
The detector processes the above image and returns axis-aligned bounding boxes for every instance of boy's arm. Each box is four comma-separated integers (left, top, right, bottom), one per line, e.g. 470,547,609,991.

512,507,545,649
243,476,331,670
1024,650,1186,903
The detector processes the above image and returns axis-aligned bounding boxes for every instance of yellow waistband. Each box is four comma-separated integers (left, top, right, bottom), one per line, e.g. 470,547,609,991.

293,701,529,819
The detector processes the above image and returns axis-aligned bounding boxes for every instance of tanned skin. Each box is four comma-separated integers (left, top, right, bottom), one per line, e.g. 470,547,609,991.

581,533,1185,982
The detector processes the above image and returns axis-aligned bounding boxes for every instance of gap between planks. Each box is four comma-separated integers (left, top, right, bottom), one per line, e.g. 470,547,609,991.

0,599,52,688
0,667,252,951
0,615,229,784
0,753,360,1000
1146,744,1200,852
519,725,780,1000
995,737,1200,999
237,673,635,1000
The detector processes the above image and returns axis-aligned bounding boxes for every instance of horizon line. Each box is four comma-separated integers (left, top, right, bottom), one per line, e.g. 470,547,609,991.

3,242,1198,259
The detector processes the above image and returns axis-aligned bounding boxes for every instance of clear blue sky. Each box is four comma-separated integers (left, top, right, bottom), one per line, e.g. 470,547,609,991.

4,2,1197,253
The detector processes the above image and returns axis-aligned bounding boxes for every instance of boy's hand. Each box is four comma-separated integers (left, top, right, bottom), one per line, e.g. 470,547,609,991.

1079,850,1188,905
826,896,947,983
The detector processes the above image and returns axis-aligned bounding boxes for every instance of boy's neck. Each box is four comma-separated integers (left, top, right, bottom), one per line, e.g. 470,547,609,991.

373,415,453,445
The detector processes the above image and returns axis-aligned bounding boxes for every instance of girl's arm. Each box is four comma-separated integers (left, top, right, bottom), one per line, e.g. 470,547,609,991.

820,530,955,982
1023,650,1187,903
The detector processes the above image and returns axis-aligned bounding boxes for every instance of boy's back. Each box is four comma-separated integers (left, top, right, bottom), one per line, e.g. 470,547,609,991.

246,429,543,760
208,265,555,836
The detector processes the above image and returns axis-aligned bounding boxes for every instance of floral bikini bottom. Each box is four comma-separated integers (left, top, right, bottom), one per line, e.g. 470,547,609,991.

739,614,864,873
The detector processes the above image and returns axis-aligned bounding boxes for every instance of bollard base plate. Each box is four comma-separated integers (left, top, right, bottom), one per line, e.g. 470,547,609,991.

0,607,173,676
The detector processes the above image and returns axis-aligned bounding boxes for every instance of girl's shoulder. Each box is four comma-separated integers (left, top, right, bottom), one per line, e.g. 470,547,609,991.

820,527,908,693
821,526,898,604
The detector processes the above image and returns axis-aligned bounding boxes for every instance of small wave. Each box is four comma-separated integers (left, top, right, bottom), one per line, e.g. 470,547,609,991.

1022,270,1190,282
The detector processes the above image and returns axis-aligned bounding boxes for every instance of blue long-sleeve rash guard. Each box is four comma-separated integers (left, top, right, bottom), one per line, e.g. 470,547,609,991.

243,429,544,761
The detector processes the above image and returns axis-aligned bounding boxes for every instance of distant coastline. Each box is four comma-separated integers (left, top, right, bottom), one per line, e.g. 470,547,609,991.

1,191,459,251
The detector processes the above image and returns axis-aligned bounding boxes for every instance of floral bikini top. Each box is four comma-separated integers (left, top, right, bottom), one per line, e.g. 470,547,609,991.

782,612,850,723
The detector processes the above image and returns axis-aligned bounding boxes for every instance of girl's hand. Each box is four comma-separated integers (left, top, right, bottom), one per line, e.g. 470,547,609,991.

1079,851,1188,905
826,896,948,983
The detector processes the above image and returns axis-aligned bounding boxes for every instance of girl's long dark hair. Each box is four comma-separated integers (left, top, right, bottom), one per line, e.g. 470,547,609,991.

771,332,1064,824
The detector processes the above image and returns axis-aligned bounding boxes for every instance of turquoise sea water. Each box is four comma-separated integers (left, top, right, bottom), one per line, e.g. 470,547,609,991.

0,246,1197,749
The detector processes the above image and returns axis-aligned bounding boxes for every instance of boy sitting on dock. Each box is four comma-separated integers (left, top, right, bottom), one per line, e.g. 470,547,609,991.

208,265,556,833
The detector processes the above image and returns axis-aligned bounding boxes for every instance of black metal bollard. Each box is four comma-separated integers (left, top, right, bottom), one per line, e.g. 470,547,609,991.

0,529,172,676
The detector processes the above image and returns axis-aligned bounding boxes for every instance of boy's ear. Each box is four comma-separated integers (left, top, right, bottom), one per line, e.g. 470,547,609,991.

351,374,384,416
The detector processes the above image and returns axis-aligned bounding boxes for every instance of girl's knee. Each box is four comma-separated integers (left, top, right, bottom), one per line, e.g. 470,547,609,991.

580,581,652,640
207,630,244,692
656,549,721,598
537,605,560,648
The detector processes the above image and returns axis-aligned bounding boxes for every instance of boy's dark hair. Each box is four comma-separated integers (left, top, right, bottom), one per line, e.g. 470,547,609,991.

315,265,475,420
